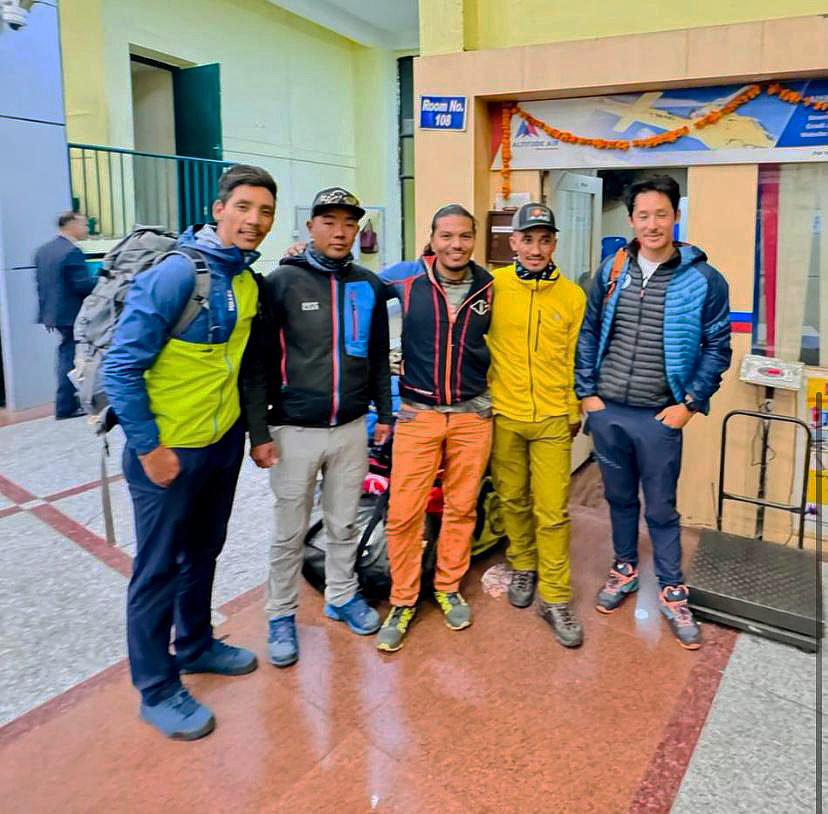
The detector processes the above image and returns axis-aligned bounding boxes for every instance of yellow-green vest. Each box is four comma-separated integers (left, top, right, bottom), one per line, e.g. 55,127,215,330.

144,269,258,448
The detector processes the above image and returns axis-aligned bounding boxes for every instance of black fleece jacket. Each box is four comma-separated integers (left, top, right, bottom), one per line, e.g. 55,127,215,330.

241,255,392,445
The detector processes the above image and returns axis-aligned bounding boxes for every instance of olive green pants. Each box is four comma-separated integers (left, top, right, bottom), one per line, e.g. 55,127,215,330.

490,414,572,603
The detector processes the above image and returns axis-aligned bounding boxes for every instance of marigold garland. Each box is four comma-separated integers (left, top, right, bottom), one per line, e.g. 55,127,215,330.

499,82,827,200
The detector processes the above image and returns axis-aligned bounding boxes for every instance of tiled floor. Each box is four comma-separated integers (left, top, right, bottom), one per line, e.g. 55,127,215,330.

0,412,823,813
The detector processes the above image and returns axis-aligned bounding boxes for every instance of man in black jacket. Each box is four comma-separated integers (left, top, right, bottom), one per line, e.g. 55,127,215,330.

244,187,392,668
35,211,94,418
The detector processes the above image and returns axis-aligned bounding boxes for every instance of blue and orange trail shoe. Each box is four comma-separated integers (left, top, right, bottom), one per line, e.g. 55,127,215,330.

595,562,639,614
434,591,472,630
659,585,702,650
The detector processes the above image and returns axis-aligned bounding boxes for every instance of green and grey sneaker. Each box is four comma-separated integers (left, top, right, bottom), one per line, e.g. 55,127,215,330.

508,569,537,608
434,591,472,630
376,605,417,652
538,600,583,648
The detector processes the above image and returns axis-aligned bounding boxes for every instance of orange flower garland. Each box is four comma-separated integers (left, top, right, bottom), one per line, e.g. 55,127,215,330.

500,103,514,199
499,81,825,200
768,82,828,112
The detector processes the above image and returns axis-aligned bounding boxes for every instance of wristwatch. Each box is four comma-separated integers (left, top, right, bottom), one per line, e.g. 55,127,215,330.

683,395,700,414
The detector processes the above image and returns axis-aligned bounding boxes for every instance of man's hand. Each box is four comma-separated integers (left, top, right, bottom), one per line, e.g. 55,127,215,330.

581,396,606,414
373,423,392,446
251,441,279,469
284,242,307,257
139,446,181,488
655,404,694,430
569,421,582,439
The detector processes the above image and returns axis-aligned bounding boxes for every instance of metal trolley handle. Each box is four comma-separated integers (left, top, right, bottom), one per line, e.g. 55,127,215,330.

717,409,813,548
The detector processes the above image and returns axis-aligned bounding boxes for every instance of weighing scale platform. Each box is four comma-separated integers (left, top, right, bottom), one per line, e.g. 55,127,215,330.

687,530,823,652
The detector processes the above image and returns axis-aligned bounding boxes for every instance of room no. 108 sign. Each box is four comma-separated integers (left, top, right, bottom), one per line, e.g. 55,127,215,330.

419,96,467,131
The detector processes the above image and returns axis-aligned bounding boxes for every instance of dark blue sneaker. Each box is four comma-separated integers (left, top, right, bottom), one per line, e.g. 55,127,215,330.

139,688,215,740
324,595,381,635
179,638,258,676
268,615,299,667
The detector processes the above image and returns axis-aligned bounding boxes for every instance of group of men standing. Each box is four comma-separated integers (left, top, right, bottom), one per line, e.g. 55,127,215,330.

51,164,730,740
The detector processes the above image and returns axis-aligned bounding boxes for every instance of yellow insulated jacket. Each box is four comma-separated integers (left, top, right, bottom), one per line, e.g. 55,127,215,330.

487,264,586,424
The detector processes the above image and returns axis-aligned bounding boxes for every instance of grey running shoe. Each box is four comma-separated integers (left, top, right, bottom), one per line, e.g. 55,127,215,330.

508,569,537,608
538,600,584,648
434,591,472,630
376,605,417,652
595,562,639,614
659,585,702,650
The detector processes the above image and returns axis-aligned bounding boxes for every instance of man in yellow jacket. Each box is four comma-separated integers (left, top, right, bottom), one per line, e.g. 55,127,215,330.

488,203,586,647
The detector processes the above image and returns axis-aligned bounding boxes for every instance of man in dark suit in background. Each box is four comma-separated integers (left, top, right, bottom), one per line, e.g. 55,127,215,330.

35,211,94,419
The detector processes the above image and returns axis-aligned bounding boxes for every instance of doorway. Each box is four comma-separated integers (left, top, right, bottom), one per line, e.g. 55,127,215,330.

129,54,223,230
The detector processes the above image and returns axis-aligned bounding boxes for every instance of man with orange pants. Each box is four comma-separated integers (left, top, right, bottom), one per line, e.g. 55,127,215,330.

376,205,494,652
487,203,586,647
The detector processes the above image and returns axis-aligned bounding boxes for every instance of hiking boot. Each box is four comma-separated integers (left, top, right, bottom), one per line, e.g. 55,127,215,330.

434,590,472,630
139,688,215,740
508,569,537,608
324,594,381,635
538,600,584,648
595,562,639,614
268,615,299,667
179,638,258,676
659,585,701,650
376,605,417,652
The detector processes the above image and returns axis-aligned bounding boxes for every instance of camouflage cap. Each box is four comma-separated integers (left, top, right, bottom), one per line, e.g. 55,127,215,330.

311,187,365,219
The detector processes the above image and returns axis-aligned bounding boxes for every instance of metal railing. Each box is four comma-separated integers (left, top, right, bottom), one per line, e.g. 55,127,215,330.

68,143,234,239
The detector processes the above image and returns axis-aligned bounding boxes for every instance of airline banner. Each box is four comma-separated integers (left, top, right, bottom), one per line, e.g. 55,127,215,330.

491,80,828,170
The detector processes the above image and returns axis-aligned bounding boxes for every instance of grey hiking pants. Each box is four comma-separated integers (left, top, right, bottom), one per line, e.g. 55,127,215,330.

266,417,368,618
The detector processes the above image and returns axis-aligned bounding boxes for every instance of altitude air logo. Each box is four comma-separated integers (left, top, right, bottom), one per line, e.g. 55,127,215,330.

515,118,556,146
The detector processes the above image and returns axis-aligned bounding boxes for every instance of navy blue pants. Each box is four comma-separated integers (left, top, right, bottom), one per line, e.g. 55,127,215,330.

124,421,244,704
587,400,683,588
55,326,79,417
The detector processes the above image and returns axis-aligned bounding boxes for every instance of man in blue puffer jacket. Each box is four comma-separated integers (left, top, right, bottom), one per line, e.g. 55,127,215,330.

575,175,731,650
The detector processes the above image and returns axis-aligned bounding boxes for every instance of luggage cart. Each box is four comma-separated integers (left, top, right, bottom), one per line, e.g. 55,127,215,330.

686,407,823,652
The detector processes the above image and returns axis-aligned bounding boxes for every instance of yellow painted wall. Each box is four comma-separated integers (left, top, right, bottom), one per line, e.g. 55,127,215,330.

437,0,828,52
60,0,401,267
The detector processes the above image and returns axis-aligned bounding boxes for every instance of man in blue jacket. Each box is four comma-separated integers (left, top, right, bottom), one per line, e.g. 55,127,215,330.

575,175,731,650
103,165,276,739
35,211,95,418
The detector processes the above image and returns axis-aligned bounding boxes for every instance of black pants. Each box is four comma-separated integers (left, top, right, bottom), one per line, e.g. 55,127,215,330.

55,326,79,417
124,421,244,704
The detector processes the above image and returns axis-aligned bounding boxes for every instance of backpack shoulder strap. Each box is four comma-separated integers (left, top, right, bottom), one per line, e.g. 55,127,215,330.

355,491,390,561
164,247,211,338
603,248,627,306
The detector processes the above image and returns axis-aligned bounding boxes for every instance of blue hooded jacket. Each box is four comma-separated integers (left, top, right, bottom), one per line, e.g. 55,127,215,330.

102,225,260,454
574,242,732,414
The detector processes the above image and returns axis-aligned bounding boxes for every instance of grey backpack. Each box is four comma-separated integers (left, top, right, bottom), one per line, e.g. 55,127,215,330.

70,225,212,546
71,225,211,416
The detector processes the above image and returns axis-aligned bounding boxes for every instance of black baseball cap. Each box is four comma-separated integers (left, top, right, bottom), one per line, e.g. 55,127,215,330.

511,203,558,233
311,187,365,219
